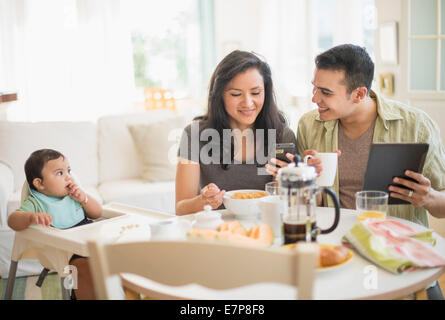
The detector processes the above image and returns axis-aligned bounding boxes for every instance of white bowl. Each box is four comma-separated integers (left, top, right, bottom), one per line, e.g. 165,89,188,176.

223,189,269,218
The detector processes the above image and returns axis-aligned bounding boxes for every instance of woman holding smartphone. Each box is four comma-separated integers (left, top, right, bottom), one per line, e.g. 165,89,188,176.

175,50,296,215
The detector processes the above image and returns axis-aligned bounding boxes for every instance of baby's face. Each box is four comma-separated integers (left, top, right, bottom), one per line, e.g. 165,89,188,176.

38,156,72,198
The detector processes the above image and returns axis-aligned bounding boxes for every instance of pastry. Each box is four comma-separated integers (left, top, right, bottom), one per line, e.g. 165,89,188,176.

318,244,349,268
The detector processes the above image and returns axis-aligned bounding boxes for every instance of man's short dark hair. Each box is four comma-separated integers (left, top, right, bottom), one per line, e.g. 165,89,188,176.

25,149,65,190
315,44,374,95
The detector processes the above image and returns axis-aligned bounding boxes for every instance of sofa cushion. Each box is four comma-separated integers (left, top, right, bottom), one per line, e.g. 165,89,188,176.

128,116,186,182
98,179,176,214
0,121,98,192
98,110,176,183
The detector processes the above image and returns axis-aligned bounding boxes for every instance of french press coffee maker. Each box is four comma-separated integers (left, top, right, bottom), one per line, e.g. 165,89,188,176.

276,155,341,244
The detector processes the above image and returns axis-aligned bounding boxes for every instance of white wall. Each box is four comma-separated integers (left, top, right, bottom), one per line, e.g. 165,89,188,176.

214,0,262,61
375,1,445,229
375,0,445,145
374,0,404,102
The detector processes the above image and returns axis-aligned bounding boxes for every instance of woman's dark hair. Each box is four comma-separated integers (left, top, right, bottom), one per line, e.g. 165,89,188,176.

197,50,287,169
315,44,374,95
25,149,65,190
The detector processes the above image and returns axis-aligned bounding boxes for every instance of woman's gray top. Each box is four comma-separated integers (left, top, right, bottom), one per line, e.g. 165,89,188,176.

178,120,297,195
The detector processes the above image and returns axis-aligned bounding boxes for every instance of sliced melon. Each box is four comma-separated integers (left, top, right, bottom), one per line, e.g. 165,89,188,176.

217,221,247,236
189,221,273,247
247,224,274,245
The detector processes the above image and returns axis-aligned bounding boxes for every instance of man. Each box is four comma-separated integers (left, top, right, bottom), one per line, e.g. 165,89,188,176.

266,43,445,299
267,44,445,226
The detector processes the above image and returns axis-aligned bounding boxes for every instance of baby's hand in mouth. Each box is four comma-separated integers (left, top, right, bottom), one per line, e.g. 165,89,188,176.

66,182,73,193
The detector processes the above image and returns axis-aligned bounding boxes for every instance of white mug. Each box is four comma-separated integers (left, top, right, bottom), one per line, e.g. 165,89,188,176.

303,152,338,187
258,195,283,238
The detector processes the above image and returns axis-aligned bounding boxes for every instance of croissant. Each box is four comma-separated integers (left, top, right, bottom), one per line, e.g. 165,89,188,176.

318,244,349,268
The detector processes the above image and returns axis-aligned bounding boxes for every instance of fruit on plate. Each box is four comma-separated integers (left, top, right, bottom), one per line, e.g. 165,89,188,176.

188,221,273,247
218,232,261,246
217,221,247,236
247,224,274,245
283,243,350,268
318,244,349,268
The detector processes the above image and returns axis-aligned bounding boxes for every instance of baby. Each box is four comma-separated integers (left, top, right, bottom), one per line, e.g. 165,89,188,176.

8,148,102,299
8,148,102,230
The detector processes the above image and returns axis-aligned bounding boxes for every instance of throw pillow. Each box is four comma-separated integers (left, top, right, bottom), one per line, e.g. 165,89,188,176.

128,116,187,182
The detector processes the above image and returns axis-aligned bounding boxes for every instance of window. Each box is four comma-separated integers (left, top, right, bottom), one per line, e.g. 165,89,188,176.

122,0,213,100
314,0,376,57
408,0,444,91
316,0,335,52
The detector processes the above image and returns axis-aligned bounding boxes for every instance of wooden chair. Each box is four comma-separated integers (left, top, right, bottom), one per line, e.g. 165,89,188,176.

144,88,176,113
87,240,319,300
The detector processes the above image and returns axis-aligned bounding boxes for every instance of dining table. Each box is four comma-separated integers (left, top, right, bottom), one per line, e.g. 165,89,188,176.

120,205,445,300
5,201,443,300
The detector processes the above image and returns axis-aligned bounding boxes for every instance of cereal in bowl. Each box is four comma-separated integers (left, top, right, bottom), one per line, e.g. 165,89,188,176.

231,191,268,199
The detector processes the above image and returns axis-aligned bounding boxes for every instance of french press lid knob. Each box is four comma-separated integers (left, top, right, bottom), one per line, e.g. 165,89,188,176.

277,162,317,188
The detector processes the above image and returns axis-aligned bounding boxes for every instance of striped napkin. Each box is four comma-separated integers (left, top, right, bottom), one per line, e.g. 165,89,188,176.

343,219,445,274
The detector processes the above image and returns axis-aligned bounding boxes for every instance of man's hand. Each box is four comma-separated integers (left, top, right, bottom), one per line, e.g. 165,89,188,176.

388,170,433,207
28,212,52,227
303,149,342,177
200,183,226,209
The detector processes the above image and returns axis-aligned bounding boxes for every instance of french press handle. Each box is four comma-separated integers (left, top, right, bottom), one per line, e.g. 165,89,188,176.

319,187,341,234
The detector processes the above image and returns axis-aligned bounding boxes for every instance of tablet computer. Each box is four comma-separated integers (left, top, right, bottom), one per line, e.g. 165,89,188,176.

362,143,429,205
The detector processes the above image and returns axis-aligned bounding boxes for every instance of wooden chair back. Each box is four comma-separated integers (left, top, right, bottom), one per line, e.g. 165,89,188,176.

87,239,318,300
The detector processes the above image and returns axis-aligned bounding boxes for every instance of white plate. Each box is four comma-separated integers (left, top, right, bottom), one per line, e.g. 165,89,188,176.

282,243,354,272
316,244,354,272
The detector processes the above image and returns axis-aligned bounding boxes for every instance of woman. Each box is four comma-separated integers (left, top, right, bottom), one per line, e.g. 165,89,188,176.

175,50,296,215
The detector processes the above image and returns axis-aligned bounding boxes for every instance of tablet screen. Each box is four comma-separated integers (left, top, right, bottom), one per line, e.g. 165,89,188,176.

362,143,429,205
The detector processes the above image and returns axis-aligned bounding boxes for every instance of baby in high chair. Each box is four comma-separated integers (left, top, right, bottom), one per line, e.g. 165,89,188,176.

8,148,102,299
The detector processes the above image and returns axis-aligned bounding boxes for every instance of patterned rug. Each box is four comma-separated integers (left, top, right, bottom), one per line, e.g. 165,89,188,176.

0,274,63,300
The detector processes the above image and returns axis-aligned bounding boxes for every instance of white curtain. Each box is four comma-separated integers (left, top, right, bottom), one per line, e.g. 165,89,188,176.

258,0,313,109
0,0,135,122
258,0,371,110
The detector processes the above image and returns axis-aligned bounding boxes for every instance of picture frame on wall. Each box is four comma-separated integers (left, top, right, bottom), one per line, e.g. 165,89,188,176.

379,22,398,65
379,73,394,95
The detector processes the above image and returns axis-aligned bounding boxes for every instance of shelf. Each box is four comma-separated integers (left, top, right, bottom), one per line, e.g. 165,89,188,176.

0,93,18,104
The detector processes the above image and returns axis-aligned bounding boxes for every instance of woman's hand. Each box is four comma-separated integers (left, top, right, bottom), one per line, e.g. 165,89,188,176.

200,183,226,209
265,153,295,178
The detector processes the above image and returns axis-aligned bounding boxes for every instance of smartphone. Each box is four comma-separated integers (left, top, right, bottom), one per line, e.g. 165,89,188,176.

275,143,296,163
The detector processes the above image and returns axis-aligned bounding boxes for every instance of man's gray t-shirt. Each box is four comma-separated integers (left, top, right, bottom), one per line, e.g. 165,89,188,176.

178,120,297,195
338,119,376,209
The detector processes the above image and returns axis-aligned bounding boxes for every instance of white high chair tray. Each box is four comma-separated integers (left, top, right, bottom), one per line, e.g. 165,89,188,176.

14,202,173,258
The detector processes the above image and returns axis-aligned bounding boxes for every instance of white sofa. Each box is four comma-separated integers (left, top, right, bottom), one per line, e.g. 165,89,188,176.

0,109,183,277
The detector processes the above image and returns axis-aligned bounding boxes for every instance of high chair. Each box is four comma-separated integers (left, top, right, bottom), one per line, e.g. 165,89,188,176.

4,182,74,300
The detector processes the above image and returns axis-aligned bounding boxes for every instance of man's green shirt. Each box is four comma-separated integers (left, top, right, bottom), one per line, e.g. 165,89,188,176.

296,90,445,227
